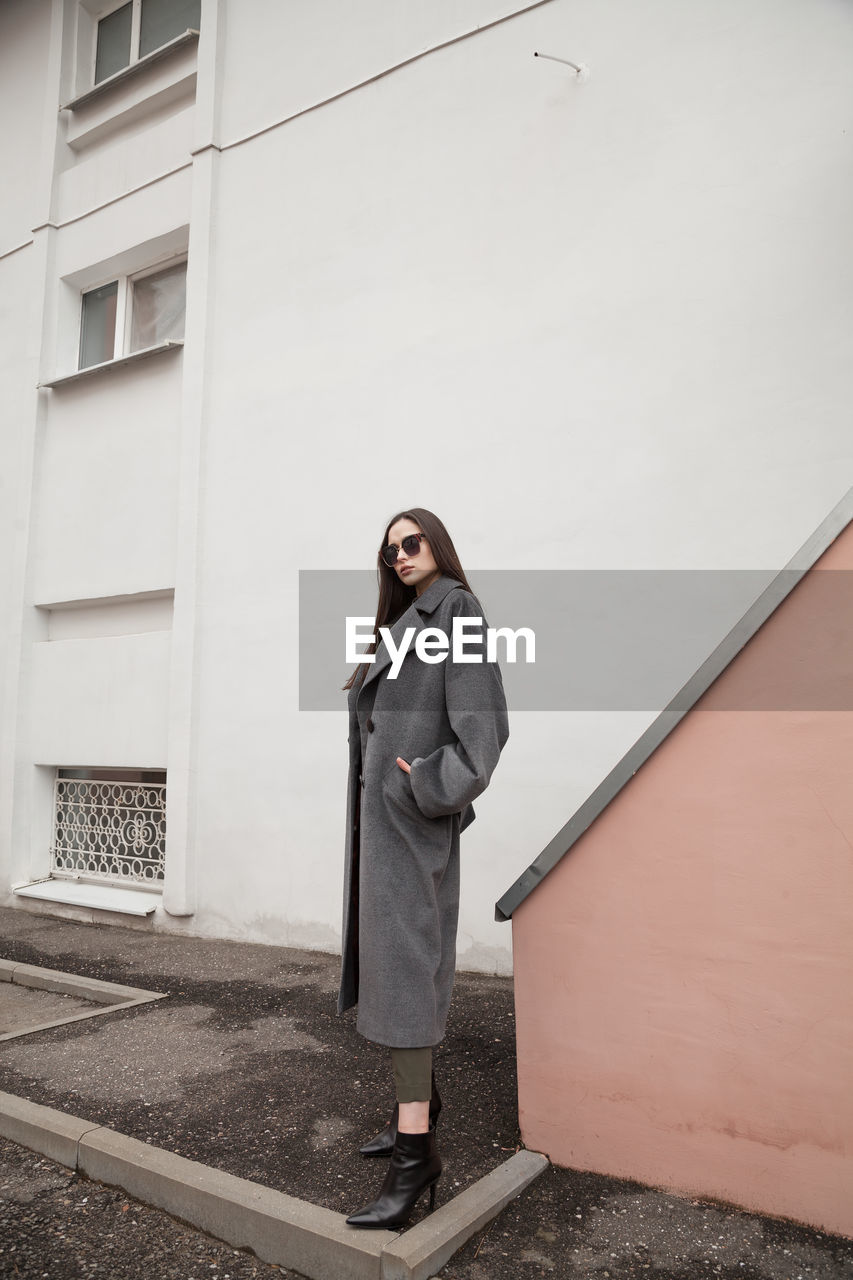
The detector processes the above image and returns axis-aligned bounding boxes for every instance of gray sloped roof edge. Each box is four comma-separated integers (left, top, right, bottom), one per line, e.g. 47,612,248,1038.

494,486,853,922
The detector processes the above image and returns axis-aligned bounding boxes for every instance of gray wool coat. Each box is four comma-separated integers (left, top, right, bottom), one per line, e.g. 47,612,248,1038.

337,573,510,1047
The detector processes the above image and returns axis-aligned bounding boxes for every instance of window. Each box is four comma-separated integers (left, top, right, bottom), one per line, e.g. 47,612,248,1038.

93,0,201,85
78,258,186,369
52,767,166,885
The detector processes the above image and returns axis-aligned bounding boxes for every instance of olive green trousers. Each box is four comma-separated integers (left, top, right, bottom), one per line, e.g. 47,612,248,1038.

390,1046,433,1103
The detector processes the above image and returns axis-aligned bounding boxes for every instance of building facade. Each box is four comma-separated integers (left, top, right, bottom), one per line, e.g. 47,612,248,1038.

1,0,852,968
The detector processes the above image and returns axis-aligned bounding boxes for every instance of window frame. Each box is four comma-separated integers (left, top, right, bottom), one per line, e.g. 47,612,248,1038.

89,0,199,88
91,0,135,85
78,254,188,371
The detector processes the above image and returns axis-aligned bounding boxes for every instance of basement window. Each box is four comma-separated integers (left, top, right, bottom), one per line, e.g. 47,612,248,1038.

51,767,167,886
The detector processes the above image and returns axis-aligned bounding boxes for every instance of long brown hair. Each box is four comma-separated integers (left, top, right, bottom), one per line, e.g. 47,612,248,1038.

342,507,478,692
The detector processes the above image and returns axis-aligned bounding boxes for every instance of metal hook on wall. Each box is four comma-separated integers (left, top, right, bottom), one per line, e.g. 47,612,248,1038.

534,51,589,79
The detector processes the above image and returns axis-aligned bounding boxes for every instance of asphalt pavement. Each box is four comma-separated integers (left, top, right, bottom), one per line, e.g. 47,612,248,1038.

0,906,850,1280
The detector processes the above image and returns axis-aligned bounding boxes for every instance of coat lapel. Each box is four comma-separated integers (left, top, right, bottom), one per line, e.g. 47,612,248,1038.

355,574,463,700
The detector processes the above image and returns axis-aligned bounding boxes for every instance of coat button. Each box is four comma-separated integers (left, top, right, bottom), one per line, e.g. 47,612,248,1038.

366,718,374,732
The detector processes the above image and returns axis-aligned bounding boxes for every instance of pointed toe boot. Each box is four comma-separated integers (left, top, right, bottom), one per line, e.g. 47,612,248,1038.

346,1129,442,1229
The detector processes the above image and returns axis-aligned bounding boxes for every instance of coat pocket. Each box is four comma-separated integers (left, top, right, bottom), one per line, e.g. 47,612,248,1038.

384,762,438,824
381,761,423,816
382,763,454,832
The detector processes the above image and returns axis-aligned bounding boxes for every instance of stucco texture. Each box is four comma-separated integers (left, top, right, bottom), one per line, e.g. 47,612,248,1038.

512,524,853,1237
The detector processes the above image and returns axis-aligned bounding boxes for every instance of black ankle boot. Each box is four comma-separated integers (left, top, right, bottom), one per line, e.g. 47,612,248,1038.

346,1129,442,1229
358,1073,442,1157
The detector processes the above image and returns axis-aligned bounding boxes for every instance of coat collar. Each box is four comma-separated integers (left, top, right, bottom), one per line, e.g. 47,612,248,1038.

412,572,463,617
356,574,463,697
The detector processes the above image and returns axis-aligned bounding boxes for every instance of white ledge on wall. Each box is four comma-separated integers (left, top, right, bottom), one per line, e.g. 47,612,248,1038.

61,30,200,112
13,879,162,917
39,340,184,389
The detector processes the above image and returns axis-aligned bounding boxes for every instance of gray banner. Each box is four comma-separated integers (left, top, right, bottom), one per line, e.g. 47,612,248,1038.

298,570,853,711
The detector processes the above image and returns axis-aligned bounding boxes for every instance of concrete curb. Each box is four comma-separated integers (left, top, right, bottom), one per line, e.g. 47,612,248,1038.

0,1089,548,1280
78,1122,397,1280
381,1149,549,1280
0,958,167,1041
0,1090,103,1169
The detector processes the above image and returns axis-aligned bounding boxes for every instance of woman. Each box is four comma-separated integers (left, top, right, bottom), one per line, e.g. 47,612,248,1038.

339,507,510,1229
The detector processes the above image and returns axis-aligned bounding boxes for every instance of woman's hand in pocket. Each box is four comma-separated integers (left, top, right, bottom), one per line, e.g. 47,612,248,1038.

396,757,411,773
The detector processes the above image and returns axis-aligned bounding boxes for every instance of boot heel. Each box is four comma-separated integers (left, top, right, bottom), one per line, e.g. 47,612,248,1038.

346,1130,442,1229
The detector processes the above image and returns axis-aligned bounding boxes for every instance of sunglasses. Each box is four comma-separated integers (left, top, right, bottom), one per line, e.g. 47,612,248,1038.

381,532,428,566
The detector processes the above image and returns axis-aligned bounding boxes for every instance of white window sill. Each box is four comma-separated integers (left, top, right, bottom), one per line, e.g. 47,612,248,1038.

61,29,200,112
13,879,162,917
39,339,183,389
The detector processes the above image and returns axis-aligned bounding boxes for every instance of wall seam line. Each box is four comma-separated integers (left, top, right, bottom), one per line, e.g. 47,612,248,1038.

218,0,560,154
6,0,558,244
0,238,35,263
31,160,193,234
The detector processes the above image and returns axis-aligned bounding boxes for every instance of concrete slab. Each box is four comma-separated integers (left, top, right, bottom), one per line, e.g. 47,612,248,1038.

13,879,161,915
379,1149,549,1280
0,982,100,1036
0,958,163,1005
0,957,167,1040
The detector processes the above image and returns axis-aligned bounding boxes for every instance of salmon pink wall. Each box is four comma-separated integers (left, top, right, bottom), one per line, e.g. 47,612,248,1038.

512,525,853,1237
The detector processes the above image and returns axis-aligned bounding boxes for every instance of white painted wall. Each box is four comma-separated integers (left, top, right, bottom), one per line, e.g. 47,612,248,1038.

0,0,54,904
29,357,182,604
29,631,171,767
1,0,852,975
0,0,50,251
0,0,188,905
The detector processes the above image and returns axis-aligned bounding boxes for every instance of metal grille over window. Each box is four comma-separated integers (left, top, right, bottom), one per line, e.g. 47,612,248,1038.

51,777,166,884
